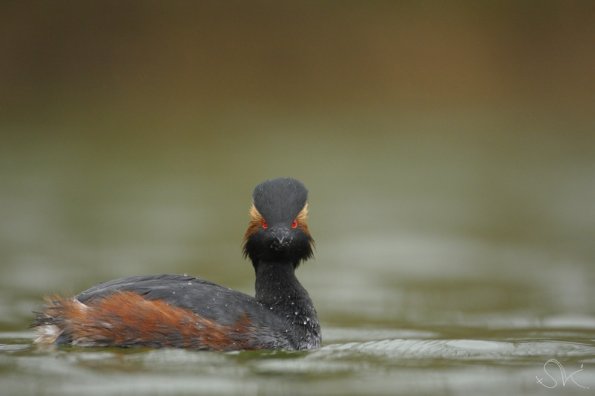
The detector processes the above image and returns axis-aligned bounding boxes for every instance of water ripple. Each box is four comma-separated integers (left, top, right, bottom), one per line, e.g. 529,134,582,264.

317,338,595,362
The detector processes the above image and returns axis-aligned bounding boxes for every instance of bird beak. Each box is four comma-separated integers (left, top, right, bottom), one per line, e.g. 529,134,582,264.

269,225,292,250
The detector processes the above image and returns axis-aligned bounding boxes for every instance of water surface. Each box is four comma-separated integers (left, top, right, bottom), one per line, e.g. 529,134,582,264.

1,116,594,395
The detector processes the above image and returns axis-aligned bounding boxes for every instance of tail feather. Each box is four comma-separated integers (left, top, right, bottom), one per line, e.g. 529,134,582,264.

32,295,77,345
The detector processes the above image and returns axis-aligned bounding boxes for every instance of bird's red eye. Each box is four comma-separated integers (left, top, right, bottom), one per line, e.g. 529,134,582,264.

291,219,298,229
261,221,268,229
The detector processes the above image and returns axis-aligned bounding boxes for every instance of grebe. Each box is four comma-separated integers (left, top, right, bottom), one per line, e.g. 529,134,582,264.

33,178,320,351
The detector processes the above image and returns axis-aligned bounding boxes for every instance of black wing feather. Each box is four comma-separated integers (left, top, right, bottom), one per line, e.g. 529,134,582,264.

75,274,284,328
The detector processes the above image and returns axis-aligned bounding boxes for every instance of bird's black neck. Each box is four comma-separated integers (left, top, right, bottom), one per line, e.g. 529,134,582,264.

254,260,320,349
254,261,308,307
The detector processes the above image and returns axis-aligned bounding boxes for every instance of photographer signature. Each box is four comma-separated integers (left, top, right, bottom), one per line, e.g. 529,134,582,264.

536,359,589,389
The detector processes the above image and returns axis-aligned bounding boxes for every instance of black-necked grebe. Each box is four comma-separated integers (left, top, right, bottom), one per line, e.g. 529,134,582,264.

33,178,320,350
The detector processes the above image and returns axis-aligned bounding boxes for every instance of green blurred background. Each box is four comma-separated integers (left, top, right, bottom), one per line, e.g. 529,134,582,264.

1,1,594,328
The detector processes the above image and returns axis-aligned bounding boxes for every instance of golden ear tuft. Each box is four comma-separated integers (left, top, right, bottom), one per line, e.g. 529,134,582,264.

297,203,309,223
244,204,264,241
249,204,264,223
